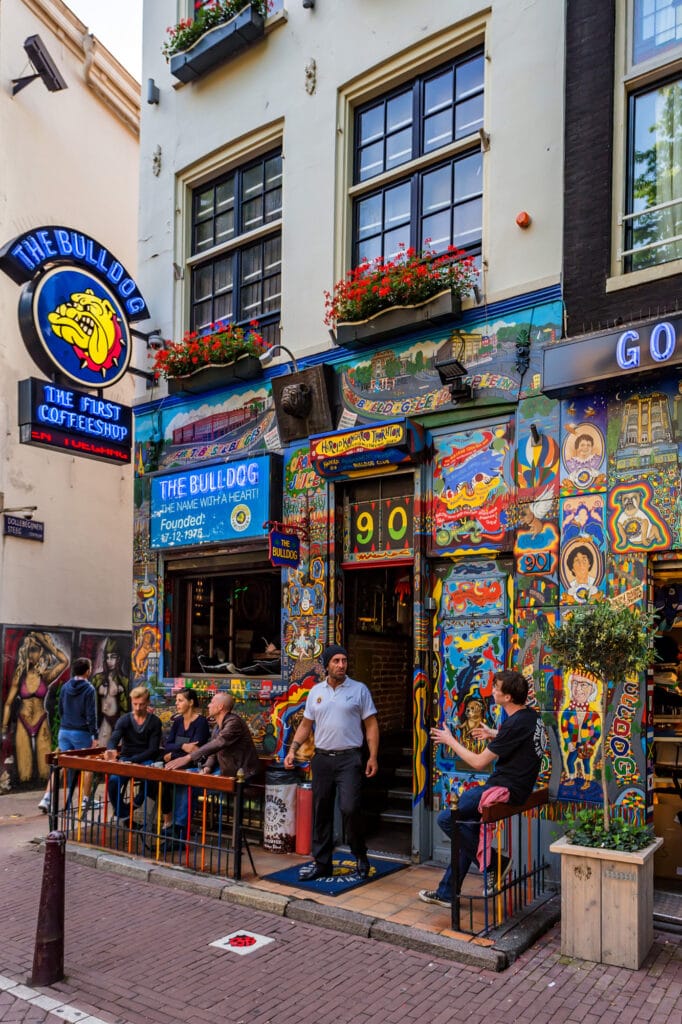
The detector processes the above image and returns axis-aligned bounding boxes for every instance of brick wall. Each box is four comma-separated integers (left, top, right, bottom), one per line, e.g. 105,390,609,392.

348,632,411,735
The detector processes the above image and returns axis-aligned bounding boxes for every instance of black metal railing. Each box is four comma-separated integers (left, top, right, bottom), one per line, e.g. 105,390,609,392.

450,788,550,936
46,749,262,880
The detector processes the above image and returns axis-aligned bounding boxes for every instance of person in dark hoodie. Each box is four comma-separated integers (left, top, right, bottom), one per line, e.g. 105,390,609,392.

38,656,98,814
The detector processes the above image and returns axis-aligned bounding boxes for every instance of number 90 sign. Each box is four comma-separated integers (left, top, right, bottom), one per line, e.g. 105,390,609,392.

347,497,413,558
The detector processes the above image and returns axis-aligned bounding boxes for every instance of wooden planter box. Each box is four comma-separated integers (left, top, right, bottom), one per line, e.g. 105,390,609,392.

550,835,663,969
170,5,265,84
333,289,462,348
167,355,261,395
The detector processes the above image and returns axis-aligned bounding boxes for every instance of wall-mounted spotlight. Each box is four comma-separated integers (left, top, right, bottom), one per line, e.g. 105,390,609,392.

529,423,542,447
13,35,67,96
0,496,38,519
434,338,473,403
302,0,315,7
259,343,300,373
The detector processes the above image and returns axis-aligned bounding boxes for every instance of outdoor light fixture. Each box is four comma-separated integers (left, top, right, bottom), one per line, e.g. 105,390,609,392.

259,344,300,373
0,495,37,519
12,35,67,96
130,327,166,351
434,337,473,402
302,0,315,8
530,423,542,447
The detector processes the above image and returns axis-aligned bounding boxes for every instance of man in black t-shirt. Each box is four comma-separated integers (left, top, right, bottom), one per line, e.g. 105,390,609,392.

419,669,546,907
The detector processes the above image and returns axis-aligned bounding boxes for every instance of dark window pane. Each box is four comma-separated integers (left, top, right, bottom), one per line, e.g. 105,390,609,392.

453,197,482,247
265,186,282,221
359,141,384,181
424,69,453,115
384,227,411,259
421,211,451,252
214,293,233,322
455,94,484,138
423,165,452,215
243,163,264,198
216,210,234,244
357,235,382,264
357,193,383,240
241,244,262,283
387,91,412,132
214,258,232,293
216,177,234,211
196,188,214,218
359,104,384,145
424,110,453,153
194,220,214,253
386,127,413,170
243,197,263,231
193,300,213,331
265,154,282,186
456,54,484,99
454,152,482,202
385,182,411,227
193,264,213,301
264,235,281,271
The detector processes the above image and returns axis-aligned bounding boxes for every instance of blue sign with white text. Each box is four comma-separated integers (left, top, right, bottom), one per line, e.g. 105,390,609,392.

150,455,275,549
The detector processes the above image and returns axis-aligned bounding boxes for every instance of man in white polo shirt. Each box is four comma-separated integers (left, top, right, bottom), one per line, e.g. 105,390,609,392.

284,644,379,881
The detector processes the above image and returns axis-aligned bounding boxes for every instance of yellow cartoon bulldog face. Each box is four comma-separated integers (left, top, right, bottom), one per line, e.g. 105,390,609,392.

47,288,121,368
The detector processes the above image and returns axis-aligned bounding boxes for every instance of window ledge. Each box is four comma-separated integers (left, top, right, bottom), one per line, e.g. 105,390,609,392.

606,258,682,293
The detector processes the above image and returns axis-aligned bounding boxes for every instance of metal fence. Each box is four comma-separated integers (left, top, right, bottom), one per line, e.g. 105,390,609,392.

450,788,550,937
47,749,260,880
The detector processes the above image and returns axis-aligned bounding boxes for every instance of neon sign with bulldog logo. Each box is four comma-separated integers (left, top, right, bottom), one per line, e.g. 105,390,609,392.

0,226,148,388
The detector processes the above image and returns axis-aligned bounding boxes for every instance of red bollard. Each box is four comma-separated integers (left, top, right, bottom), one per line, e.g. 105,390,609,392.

295,782,313,856
31,830,65,986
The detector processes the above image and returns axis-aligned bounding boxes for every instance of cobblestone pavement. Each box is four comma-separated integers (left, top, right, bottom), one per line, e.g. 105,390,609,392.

0,838,681,1024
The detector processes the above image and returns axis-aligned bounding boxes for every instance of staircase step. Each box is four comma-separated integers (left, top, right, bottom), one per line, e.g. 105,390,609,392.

395,767,412,779
387,788,412,802
380,810,412,825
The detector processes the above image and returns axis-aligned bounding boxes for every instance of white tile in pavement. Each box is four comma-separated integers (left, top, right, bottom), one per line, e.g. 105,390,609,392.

0,969,128,1024
210,929,275,955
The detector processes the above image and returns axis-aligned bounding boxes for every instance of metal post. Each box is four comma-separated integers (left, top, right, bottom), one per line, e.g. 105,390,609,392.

450,806,461,930
30,830,66,986
232,769,245,880
48,760,61,832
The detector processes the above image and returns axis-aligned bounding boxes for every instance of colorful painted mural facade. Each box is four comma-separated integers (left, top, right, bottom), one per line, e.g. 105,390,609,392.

130,288,680,855
0,627,131,789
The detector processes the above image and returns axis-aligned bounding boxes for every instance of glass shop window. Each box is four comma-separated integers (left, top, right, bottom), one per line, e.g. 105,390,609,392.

172,570,281,674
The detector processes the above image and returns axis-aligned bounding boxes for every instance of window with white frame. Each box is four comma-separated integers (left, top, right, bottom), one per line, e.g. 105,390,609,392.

622,0,682,272
352,49,484,268
188,150,282,343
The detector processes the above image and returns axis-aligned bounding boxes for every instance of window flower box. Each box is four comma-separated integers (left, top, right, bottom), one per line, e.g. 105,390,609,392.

325,245,477,348
153,321,266,394
167,355,262,394
333,289,461,348
169,4,266,85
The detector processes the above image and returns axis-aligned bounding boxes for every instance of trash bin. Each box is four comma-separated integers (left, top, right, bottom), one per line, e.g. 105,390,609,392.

264,767,297,852
295,781,313,856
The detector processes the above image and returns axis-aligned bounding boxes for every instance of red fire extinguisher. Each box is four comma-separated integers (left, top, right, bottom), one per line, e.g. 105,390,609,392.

295,782,313,856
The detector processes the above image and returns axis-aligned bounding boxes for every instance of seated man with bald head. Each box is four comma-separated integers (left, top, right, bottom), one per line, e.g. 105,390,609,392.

165,691,259,779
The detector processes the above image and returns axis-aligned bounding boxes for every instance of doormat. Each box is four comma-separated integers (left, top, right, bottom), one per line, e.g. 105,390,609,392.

262,853,407,896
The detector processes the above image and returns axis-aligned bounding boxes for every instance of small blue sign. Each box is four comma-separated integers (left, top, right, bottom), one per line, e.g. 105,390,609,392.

3,515,44,541
269,529,300,567
150,454,276,549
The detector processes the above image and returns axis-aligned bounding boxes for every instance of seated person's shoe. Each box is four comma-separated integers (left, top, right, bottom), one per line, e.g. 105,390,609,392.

298,861,333,881
484,853,512,897
38,794,51,814
356,856,371,878
418,889,451,908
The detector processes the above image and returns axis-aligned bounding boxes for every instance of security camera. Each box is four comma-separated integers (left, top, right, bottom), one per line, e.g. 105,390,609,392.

147,333,165,351
23,512,33,521
23,35,67,92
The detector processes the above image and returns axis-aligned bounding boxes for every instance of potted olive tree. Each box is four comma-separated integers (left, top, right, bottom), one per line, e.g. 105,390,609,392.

545,600,663,969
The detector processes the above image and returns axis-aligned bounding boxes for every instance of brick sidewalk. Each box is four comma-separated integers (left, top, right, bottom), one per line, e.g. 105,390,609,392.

0,843,680,1024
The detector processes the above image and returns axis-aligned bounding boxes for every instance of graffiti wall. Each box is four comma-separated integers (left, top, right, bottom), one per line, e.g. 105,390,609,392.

0,625,131,789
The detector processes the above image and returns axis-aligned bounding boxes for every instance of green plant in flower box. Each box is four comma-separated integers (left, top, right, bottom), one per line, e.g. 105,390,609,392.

162,1,270,60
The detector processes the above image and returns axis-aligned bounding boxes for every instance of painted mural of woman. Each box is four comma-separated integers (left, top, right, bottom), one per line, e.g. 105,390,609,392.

1,631,69,782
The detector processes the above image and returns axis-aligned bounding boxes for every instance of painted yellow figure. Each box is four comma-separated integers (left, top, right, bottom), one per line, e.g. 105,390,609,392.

1,632,68,782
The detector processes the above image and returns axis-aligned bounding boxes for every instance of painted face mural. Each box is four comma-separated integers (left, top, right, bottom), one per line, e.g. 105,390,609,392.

558,670,602,802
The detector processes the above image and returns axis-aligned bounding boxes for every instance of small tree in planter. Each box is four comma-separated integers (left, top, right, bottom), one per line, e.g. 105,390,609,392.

544,600,662,968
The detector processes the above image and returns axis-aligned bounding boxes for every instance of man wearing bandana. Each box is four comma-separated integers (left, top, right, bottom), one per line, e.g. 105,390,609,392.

284,644,379,881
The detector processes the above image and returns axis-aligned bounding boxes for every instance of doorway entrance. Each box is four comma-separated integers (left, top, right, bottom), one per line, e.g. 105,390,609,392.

343,564,414,858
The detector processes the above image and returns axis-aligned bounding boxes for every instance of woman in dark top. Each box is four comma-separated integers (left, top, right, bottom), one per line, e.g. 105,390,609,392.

162,688,210,762
160,688,209,833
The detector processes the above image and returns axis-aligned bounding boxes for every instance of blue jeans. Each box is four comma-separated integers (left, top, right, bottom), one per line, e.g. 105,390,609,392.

435,786,484,900
164,766,221,828
58,729,93,807
108,761,154,819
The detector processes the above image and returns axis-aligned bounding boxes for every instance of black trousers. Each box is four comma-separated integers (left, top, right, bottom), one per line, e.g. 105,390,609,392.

311,748,366,866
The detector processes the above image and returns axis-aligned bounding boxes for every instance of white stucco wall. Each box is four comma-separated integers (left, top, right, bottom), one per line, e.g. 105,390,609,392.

138,0,564,365
0,0,140,628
